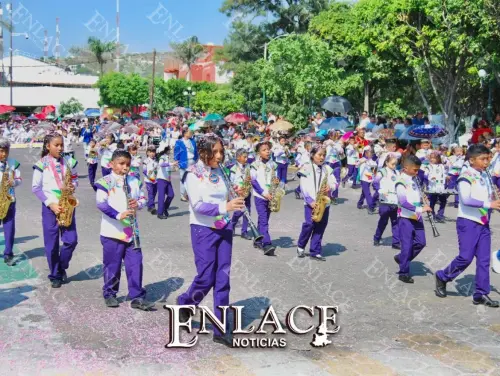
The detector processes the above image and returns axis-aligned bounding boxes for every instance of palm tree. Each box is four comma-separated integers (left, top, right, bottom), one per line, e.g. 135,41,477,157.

170,36,204,81
87,37,116,77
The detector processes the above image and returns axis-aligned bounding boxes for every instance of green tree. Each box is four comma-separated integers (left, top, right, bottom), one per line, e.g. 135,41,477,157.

170,36,204,82
59,97,84,117
96,72,149,110
231,62,263,114
192,88,245,114
87,37,116,77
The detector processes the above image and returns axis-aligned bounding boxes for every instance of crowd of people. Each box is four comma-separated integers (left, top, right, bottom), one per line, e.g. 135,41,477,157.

1,108,500,346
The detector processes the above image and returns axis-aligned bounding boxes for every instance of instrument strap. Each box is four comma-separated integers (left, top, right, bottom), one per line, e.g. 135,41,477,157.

313,165,323,194
48,157,65,190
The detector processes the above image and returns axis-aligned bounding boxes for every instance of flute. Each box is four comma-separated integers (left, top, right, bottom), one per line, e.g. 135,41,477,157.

415,177,440,237
123,178,141,250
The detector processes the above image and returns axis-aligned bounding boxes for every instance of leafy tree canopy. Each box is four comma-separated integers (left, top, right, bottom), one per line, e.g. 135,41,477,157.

59,97,84,117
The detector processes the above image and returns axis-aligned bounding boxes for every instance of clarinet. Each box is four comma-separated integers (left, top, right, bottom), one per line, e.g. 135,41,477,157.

485,169,500,202
218,163,263,245
123,177,141,249
415,176,440,238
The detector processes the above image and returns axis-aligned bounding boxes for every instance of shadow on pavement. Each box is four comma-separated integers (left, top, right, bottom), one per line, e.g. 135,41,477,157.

410,261,433,277
18,247,45,261
322,243,347,257
0,235,39,247
145,277,184,303
274,236,294,249
68,264,103,282
0,285,35,312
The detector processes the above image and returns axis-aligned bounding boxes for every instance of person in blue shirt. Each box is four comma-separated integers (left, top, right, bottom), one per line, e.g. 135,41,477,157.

412,111,426,126
174,128,199,201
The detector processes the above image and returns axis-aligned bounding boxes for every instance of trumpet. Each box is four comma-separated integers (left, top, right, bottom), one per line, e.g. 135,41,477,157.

123,177,141,250
415,177,440,237
219,163,263,245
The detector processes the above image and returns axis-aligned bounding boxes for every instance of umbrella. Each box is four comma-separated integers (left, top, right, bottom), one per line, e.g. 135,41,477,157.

27,114,38,120
205,119,226,127
319,117,352,132
11,115,23,121
408,124,448,139
189,120,205,132
397,127,421,141
320,96,352,114
225,112,249,124
100,122,122,135
270,120,294,132
0,105,15,115
203,113,223,122
36,122,55,130
84,108,101,117
45,114,55,120
141,120,162,131
340,131,355,141
122,124,139,134
139,111,150,118
173,107,187,115
295,127,311,136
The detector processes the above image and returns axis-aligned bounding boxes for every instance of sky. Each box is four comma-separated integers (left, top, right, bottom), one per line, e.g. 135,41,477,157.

4,0,231,59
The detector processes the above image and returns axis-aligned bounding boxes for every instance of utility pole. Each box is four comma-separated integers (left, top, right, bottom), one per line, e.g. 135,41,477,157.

116,0,120,72
9,2,12,106
149,49,156,117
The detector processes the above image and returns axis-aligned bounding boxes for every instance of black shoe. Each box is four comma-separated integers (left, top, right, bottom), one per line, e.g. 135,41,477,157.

399,275,414,284
373,239,380,246
435,275,447,298
157,214,169,219
213,335,232,347
151,209,157,215
254,243,263,250
175,297,192,322
241,233,252,240
51,279,62,288
147,207,153,213
131,298,155,311
61,271,68,284
263,245,276,256
4,255,15,266
295,191,301,200
473,295,499,307
105,297,120,308
394,255,400,265
310,255,326,261
332,198,338,205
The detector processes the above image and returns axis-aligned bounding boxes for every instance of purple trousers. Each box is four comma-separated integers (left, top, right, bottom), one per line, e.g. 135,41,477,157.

358,181,375,210
277,163,288,184
145,182,157,210
254,196,272,246
446,175,459,206
397,217,426,276
178,224,232,336
1,203,16,259
100,236,145,300
231,195,251,235
298,205,330,257
437,218,491,300
428,194,447,219
343,164,359,187
374,204,399,246
42,205,78,281
329,162,341,199
101,167,112,177
157,179,174,215
88,163,97,191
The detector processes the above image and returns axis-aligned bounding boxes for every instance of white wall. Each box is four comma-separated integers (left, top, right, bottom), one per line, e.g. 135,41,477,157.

0,86,100,108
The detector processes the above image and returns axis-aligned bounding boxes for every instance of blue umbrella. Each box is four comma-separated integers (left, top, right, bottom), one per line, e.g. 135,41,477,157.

319,117,352,132
84,108,101,117
397,126,420,141
408,124,448,139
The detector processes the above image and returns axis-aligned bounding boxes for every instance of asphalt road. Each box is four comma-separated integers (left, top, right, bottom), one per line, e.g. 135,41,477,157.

1,145,500,375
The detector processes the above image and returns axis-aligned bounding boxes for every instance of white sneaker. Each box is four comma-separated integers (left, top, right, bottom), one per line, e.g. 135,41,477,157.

297,247,305,258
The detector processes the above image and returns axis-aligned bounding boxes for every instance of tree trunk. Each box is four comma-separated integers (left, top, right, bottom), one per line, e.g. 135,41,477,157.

186,64,191,82
364,81,369,112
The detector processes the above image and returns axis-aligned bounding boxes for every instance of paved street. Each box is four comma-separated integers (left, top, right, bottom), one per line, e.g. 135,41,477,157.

2,146,500,375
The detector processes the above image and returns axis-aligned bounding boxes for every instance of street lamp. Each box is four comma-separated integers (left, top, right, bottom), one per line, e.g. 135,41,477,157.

478,69,493,122
183,86,196,108
261,33,292,120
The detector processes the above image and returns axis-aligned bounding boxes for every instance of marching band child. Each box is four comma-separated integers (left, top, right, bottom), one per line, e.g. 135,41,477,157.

415,139,431,182
425,152,448,223
143,146,158,215
245,134,257,164
0,138,21,266
32,133,79,288
373,155,400,248
446,145,465,208
272,136,289,185
87,139,99,191
357,146,377,214
251,141,279,255
230,149,252,240
156,144,177,219
435,144,500,307
394,155,431,284
374,139,401,206
325,137,344,205
95,149,154,310
61,129,74,159
128,144,142,180
294,141,312,199
342,136,359,188
224,142,236,169
99,134,118,177
177,134,245,347
296,145,338,261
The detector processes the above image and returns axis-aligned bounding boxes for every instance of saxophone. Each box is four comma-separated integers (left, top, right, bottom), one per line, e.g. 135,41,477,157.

312,169,330,223
57,158,78,227
0,162,14,220
240,166,252,198
269,164,285,212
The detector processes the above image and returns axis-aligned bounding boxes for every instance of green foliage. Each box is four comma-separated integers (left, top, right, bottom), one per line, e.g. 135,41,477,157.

231,62,262,114
170,36,204,81
192,88,245,114
58,97,84,117
86,37,116,77
96,72,149,110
